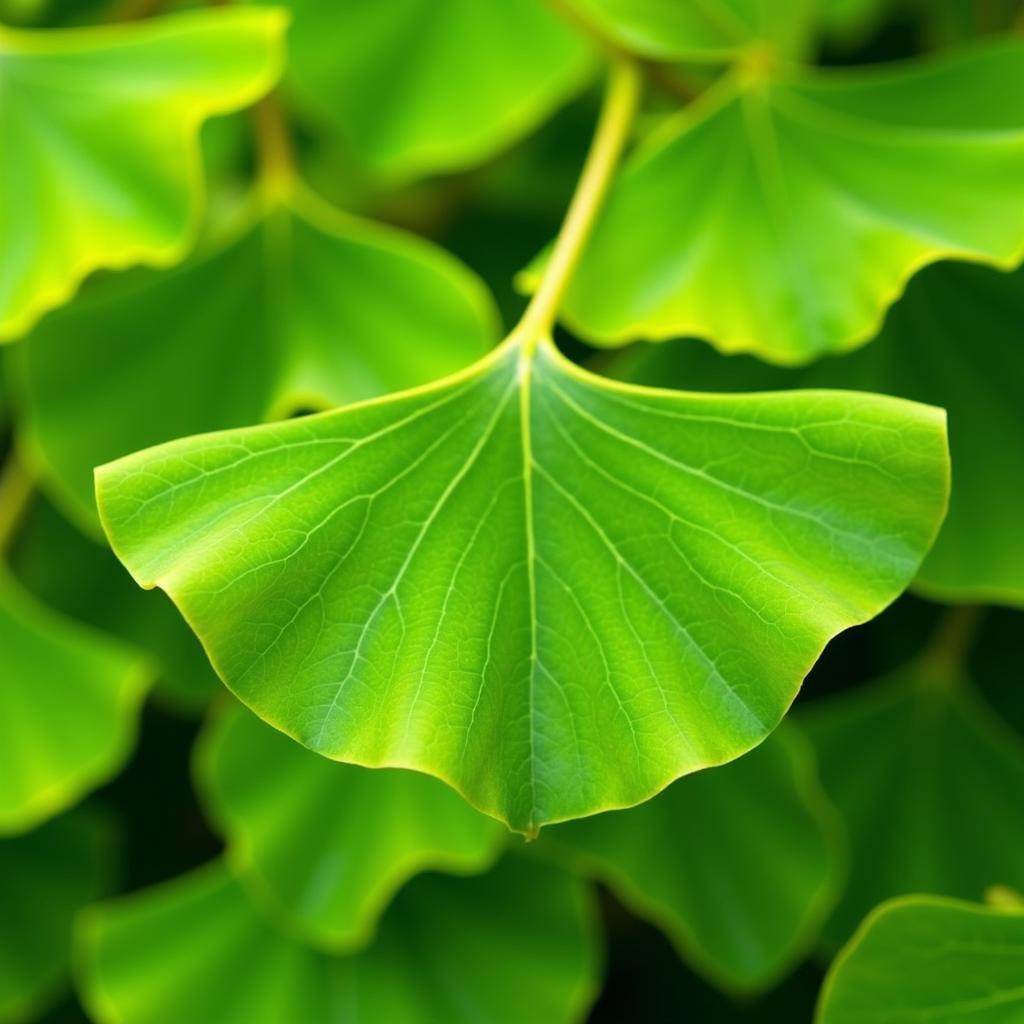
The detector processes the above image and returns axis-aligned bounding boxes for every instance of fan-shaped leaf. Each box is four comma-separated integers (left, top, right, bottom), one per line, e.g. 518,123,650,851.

96,335,948,833
561,0,813,63
195,700,505,950
612,261,1024,606
0,7,286,340
544,41,1024,364
541,726,843,992
0,568,149,834
11,496,219,712
13,188,498,532
0,806,114,1023
276,0,593,182
817,896,1024,1024
801,661,1024,950
78,856,600,1024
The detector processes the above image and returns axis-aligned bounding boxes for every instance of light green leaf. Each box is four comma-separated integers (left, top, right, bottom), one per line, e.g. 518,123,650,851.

540,726,843,993
546,41,1024,364
0,7,286,341
816,896,1024,1024
800,661,1024,950
276,0,593,183
195,699,506,950
11,496,219,712
612,261,1024,607
561,0,814,63
0,806,114,1023
78,856,600,1024
12,188,498,533
0,567,149,834
95,334,948,833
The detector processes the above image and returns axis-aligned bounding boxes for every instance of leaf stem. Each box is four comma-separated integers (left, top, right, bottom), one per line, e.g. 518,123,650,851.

252,93,296,203
0,451,33,554
918,604,984,685
514,56,642,352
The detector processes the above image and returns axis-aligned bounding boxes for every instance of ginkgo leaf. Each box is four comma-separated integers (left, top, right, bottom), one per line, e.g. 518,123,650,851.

539,40,1024,364
540,725,843,993
800,661,1024,951
612,260,1024,607
13,187,498,533
275,0,593,183
96,333,948,834
0,568,149,834
194,699,506,950
560,0,814,63
78,856,601,1024
816,896,1024,1024
11,496,219,712
0,805,114,1023
0,7,286,341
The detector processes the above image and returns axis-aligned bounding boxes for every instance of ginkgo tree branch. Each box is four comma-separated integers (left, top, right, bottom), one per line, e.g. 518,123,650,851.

513,56,642,350
0,454,33,555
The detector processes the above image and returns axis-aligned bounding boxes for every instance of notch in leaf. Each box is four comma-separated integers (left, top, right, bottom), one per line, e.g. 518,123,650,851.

95,61,950,834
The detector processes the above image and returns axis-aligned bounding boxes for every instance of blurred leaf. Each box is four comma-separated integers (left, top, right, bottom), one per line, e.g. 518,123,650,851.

538,41,1024,364
560,0,814,63
801,654,1024,950
276,0,593,183
817,896,1024,1024
78,856,600,1024
817,0,890,45
612,260,1024,607
541,726,843,993
0,805,114,1024
95,336,947,833
0,567,149,834
12,188,499,533
194,699,506,951
0,7,285,342
10,497,219,712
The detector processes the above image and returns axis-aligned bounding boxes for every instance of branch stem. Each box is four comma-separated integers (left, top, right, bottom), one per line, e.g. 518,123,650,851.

514,56,641,351
252,93,296,202
919,604,984,684
0,452,33,554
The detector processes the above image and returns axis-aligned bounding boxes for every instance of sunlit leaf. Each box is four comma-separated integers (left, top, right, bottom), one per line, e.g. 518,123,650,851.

542,41,1024,364
11,496,218,712
78,856,600,1024
0,568,149,834
12,188,498,532
195,699,505,950
561,0,814,63
817,896,1024,1024
541,726,843,993
801,658,1024,950
0,805,114,1023
275,0,593,182
0,7,286,341
613,260,1024,606
96,335,948,833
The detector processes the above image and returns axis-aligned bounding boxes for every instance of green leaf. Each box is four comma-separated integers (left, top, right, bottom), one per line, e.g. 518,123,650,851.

0,7,286,341
11,496,219,712
545,41,1024,364
561,0,814,63
0,567,149,834
800,659,1024,951
0,806,114,1023
541,725,843,993
78,856,600,1024
194,699,506,950
816,896,1024,1024
12,188,498,533
612,262,1024,607
95,335,948,833
276,0,593,182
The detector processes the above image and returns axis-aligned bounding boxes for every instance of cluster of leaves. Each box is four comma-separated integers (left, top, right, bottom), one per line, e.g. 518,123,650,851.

1,0,1023,1022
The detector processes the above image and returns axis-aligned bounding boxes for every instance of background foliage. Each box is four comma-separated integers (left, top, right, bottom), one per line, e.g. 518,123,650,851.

1,0,1022,1021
